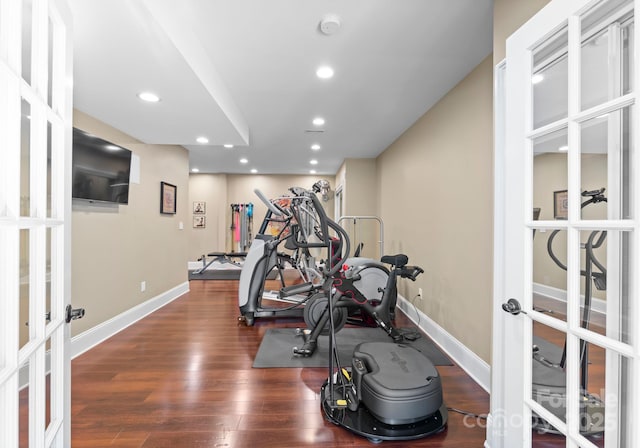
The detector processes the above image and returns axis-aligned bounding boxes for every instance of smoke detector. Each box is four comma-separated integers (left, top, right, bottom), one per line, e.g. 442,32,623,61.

319,15,341,35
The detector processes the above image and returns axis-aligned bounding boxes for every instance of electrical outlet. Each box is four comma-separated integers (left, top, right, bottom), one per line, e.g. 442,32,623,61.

418,288,423,299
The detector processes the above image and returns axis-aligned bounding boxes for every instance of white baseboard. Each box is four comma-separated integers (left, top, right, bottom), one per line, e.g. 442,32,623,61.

20,281,189,389
397,295,491,393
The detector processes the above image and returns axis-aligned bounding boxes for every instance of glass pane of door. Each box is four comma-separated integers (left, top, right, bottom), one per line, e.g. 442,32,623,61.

533,29,569,129
533,228,568,319
581,0,633,110
531,320,568,430
19,228,30,350
21,0,33,84
579,106,634,221
21,99,31,217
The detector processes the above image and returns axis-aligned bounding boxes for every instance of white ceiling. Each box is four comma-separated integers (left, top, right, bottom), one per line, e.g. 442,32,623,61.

69,0,493,175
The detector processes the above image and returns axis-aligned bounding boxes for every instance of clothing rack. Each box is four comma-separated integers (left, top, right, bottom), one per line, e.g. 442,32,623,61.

230,203,254,252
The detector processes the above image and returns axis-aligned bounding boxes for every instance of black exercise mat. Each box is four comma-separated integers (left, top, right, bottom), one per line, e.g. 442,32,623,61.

532,335,566,388
532,335,563,362
189,269,278,280
253,327,452,368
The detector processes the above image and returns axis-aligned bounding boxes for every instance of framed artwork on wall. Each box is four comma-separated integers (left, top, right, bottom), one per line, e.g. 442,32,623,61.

193,201,206,214
160,182,177,214
554,190,568,219
193,215,206,228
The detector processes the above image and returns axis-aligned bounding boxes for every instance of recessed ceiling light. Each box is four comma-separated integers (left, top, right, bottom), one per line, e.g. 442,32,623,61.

250,168,258,174
311,144,321,151
191,168,200,172
105,144,121,151
310,159,318,165
531,74,544,84
316,66,334,79
558,145,569,152
138,92,161,102
196,136,209,144
310,169,317,174
240,158,248,164
313,117,325,126
224,144,234,149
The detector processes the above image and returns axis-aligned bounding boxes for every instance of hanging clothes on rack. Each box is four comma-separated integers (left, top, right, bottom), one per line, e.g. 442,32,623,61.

230,204,237,251
230,203,254,252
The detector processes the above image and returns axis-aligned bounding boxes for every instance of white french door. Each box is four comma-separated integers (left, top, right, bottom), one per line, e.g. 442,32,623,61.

0,0,74,447
491,0,640,447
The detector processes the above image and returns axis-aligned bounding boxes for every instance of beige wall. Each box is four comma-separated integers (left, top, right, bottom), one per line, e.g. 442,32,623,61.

376,56,494,363
493,0,552,64
188,174,228,260
336,159,380,260
188,173,334,260
71,110,190,336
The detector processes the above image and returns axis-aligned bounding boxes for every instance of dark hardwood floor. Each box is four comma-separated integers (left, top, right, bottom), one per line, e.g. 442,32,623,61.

26,277,494,447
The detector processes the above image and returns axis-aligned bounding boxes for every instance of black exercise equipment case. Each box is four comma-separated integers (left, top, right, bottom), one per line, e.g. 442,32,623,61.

351,342,444,425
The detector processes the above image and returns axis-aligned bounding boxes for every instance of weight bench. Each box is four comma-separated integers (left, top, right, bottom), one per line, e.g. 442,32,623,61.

193,252,248,274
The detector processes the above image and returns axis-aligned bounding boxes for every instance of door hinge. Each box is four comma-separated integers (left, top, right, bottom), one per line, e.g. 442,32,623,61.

65,305,85,323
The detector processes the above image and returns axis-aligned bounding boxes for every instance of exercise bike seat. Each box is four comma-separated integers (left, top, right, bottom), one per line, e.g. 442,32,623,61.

381,254,408,268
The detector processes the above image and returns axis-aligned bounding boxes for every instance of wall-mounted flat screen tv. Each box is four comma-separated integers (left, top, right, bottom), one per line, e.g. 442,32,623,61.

72,128,132,204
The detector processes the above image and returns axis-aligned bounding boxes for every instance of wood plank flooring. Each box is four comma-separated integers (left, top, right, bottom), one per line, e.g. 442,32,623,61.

26,275,608,447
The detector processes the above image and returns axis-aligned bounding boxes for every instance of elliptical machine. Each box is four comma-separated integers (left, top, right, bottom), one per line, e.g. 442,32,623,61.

303,192,447,442
532,188,607,435
238,187,327,326
238,183,403,328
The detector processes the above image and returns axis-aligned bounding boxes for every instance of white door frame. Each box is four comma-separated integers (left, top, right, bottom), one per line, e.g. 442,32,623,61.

487,58,507,448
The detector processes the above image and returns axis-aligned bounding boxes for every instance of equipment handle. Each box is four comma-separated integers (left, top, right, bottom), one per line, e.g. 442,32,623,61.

254,189,283,216
290,192,331,249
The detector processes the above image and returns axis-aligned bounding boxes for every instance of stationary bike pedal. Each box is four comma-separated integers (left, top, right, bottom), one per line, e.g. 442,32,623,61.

292,346,310,356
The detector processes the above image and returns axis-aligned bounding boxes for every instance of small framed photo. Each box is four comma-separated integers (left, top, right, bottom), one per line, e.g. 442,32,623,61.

193,215,206,228
193,201,206,214
160,182,177,214
554,190,568,220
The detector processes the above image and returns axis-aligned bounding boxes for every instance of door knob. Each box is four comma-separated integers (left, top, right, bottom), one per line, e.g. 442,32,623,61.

502,298,526,315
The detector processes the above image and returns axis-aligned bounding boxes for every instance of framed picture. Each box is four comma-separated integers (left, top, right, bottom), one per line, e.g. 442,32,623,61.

193,201,206,214
554,190,568,219
193,215,206,228
160,182,177,214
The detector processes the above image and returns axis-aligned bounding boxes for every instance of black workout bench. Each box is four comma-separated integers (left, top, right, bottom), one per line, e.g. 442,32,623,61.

193,252,248,275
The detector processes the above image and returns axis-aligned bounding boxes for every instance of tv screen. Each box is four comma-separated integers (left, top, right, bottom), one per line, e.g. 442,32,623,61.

72,128,132,204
